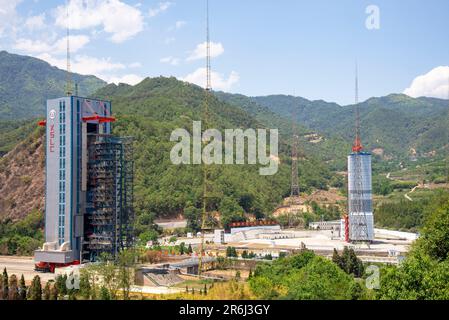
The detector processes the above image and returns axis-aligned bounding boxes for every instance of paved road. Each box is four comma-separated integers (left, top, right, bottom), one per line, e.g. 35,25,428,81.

0,256,55,284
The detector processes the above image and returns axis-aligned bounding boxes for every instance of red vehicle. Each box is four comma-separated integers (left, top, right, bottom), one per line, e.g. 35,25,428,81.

34,260,80,273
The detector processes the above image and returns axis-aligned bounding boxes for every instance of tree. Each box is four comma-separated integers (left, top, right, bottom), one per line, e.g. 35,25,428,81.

348,249,364,277
8,274,19,300
1,268,8,300
332,249,342,268
96,257,119,300
285,256,362,300
226,246,238,258
50,283,58,300
420,199,449,261
187,244,193,254
99,286,111,300
79,269,92,300
43,281,51,300
29,275,42,300
138,230,159,245
179,242,186,255
19,274,27,300
203,284,208,295
337,247,364,277
118,249,137,300
55,274,67,298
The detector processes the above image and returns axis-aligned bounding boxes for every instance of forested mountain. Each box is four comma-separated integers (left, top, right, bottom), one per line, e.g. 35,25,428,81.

0,51,106,120
94,77,334,230
215,91,350,170
0,77,335,232
253,94,449,159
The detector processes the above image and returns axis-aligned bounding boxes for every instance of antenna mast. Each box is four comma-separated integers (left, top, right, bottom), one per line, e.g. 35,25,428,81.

349,62,371,243
352,62,362,152
199,0,212,278
290,98,300,199
66,1,72,96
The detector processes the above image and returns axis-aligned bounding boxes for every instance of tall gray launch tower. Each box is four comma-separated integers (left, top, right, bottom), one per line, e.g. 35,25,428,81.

347,65,374,242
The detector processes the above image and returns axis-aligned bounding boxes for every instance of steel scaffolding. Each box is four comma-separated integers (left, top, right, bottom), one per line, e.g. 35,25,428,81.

85,135,134,261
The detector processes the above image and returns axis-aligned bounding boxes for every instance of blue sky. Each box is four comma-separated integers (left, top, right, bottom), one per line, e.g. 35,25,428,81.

1,0,448,105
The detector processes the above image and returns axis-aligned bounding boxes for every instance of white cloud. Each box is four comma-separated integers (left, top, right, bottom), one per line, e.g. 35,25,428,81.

149,2,172,17
181,67,239,91
54,35,90,53
0,0,22,37
14,38,51,53
25,13,46,30
54,0,144,43
186,42,224,61
106,74,144,85
168,20,186,31
37,52,142,86
14,35,90,54
404,66,449,99
160,56,179,66
37,53,125,76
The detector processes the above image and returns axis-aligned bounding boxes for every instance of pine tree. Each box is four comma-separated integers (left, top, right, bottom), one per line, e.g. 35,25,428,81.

188,244,193,254
203,284,207,295
19,275,27,300
342,247,351,274
50,283,58,300
2,268,8,300
43,282,51,300
8,274,19,300
332,248,343,269
29,275,42,300
348,248,364,277
55,274,67,298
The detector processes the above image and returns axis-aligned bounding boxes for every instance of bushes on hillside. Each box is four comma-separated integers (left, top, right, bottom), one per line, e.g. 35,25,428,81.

0,210,43,255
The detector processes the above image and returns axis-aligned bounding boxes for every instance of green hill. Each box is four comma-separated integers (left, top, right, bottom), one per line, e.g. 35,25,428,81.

93,77,334,229
0,50,106,120
253,94,449,159
214,91,350,170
